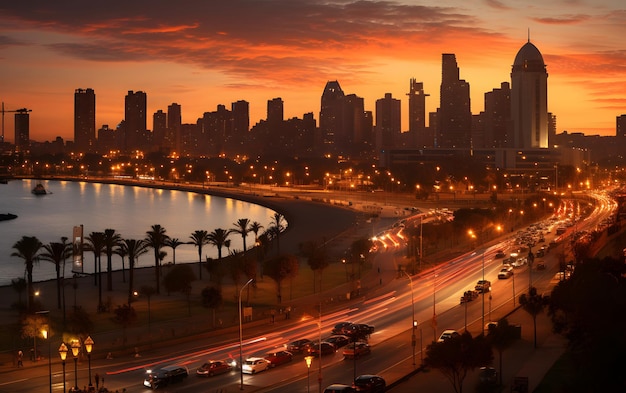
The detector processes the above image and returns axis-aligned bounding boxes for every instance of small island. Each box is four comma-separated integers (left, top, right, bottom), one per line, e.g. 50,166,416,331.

31,183,48,195
0,213,17,221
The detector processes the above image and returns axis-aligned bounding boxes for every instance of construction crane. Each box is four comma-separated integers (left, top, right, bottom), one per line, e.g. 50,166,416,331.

1,102,32,144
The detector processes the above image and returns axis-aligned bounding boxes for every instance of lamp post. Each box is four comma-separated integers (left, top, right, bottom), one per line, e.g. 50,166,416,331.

84,336,94,389
58,343,68,393
239,278,254,390
70,339,80,392
305,355,313,393
402,270,416,367
42,326,51,393
469,229,486,331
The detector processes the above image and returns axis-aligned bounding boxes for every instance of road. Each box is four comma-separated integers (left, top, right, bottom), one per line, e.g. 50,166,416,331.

3,191,616,393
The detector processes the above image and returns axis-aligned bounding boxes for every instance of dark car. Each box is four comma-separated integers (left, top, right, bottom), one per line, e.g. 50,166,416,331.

325,335,351,349
475,280,491,293
144,365,188,389
479,366,497,383
494,250,506,258
264,350,293,367
331,322,353,335
324,384,356,393
287,338,312,353
307,341,336,357
343,323,375,339
353,374,386,393
196,360,232,377
342,342,371,359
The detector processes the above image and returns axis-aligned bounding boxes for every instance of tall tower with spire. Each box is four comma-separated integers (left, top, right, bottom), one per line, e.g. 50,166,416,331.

510,40,549,148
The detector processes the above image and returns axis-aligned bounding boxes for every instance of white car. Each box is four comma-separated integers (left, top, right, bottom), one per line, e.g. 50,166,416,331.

241,357,270,374
498,265,513,279
437,329,459,343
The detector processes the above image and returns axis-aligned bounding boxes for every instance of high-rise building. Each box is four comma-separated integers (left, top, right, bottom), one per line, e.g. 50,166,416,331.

231,100,250,136
375,93,401,152
483,82,511,148
267,98,284,127
74,88,96,153
14,109,30,153
167,103,181,153
152,110,167,151
511,40,549,149
617,115,626,138
319,80,346,150
407,79,429,147
124,90,147,152
437,54,471,148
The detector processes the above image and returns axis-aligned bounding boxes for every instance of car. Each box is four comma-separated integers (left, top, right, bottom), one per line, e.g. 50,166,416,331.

353,374,386,393
323,384,357,393
511,257,527,268
475,280,491,293
479,366,498,383
264,350,293,367
494,250,506,258
196,360,232,377
286,338,312,353
325,335,351,349
306,341,336,357
342,342,371,359
332,321,354,335
437,329,460,343
536,261,546,270
536,249,545,257
460,290,478,304
498,265,513,279
241,357,270,374
484,321,499,334
144,365,188,389
343,323,375,339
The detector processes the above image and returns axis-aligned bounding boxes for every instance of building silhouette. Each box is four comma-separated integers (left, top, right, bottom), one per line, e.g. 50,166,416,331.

511,40,549,148
14,109,30,153
152,109,167,152
407,79,430,148
74,88,96,153
167,103,181,153
437,54,471,148
482,82,512,148
375,93,401,153
617,115,626,138
124,90,148,152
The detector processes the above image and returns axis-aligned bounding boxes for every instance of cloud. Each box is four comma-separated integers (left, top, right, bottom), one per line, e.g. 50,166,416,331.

531,14,590,25
484,0,512,10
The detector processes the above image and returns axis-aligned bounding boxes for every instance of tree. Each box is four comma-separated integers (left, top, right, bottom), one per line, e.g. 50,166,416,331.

66,306,94,337
519,286,549,348
165,237,184,265
249,221,264,244
21,313,49,361
119,238,149,306
189,230,210,279
207,228,232,262
486,318,519,386
268,212,286,254
11,236,43,311
424,331,493,393
114,246,128,283
103,229,122,291
39,241,71,309
162,264,197,295
11,277,27,310
201,286,223,328
300,241,329,293
232,218,251,254
145,224,169,295
112,304,137,344
84,231,106,311
263,254,299,304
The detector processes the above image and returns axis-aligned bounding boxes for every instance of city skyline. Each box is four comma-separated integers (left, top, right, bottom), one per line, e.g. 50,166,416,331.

0,0,624,143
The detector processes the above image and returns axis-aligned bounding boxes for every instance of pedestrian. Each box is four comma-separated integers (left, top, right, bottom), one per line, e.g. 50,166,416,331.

95,373,100,389
17,350,23,367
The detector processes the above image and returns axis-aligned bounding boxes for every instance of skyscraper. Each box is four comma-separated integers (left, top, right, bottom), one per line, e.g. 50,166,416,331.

14,109,30,153
231,100,250,136
483,82,511,148
152,110,167,151
511,40,549,149
319,80,346,150
124,90,147,152
167,103,181,153
74,88,96,153
267,98,284,127
617,115,626,138
437,54,471,148
375,93,401,152
407,79,429,147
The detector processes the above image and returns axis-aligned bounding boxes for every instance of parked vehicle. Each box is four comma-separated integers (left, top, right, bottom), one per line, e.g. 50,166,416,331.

437,329,460,343
144,365,188,389
343,342,371,359
475,280,491,293
264,350,293,367
353,374,386,393
460,290,479,304
287,338,312,353
241,357,270,374
196,360,232,377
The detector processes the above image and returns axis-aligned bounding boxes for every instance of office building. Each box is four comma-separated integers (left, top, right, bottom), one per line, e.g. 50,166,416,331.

407,79,430,147
437,54,471,148
483,82,512,148
14,109,30,153
74,88,96,153
167,103,181,153
375,93,401,152
124,90,147,152
617,115,626,138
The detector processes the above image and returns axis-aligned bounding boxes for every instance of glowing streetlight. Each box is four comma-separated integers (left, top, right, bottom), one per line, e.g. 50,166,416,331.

70,339,81,392
58,343,68,393
305,355,314,393
84,336,94,389
239,278,254,390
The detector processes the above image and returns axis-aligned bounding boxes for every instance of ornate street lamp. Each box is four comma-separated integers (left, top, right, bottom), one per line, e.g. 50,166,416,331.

58,343,68,393
305,356,314,393
84,336,94,389
239,278,254,390
42,326,51,393
70,339,81,392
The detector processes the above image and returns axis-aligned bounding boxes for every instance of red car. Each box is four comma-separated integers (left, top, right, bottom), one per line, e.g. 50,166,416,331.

196,360,233,377
264,350,293,367
343,342,371,359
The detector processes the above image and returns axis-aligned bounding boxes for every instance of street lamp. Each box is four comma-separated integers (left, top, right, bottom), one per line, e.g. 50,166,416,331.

239,278,254,390
70,339,81,392
58,343,68,393
35,310,51,393
84,336,94,389
468,229,486,331
402,270,416,367
305,355,314,393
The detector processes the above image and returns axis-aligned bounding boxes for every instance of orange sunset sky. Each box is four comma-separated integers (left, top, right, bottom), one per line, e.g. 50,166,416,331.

1,0,625,144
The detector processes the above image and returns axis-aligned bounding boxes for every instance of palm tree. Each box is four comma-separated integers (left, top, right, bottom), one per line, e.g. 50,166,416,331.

115,246,128,283
249,221,264,244
119,238,149,306
39,241,71,309
11,277,27,309
189,230,210,279
11,236,43,310
268,212,286,254
232,218,251,254
103,229,122,291
84,231,106,311
207,228,232,261
145,224,169,295
519,286,549,348
165,237,184,265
